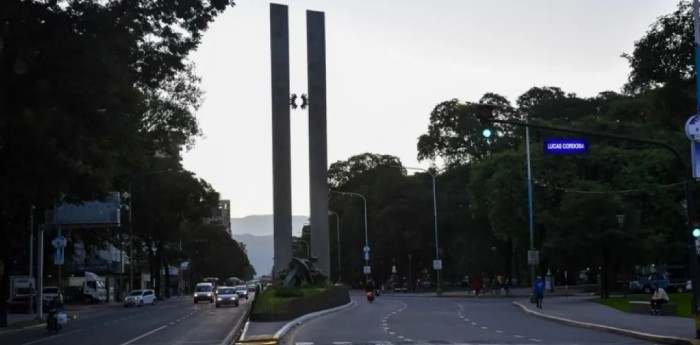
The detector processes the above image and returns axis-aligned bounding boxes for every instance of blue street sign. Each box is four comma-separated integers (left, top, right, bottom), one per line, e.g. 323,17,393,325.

543,138,589,155
685,115,700,178
54,246,64,265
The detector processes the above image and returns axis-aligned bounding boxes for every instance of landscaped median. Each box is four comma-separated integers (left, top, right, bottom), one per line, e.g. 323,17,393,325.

248,283,350,322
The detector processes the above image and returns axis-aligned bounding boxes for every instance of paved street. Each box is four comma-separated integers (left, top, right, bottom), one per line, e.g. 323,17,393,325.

0,295,252,345
280,292,654,345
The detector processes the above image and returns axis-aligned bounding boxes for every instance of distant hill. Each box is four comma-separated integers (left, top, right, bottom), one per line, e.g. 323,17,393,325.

231,215,307,277
231,215,308,236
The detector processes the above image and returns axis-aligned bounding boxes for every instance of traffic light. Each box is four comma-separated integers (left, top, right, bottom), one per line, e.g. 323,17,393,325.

693,228,700,238
482,128,492,138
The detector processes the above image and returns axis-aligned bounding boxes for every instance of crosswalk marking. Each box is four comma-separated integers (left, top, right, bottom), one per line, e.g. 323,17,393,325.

294,339,556,345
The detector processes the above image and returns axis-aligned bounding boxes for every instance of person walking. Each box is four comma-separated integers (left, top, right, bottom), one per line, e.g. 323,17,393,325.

534,276,545,309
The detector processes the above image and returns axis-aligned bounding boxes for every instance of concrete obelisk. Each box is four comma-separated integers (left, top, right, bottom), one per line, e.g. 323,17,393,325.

270,3,292,277
307,10,331,275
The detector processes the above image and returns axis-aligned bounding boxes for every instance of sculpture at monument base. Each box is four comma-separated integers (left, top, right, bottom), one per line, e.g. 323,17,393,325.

282,256,328,287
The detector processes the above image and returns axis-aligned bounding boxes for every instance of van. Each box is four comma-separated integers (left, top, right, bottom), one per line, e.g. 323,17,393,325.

193,282,214,303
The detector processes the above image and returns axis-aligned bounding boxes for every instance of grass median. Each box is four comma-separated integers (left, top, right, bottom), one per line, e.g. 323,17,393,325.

251,284,330,317
596,293,692,317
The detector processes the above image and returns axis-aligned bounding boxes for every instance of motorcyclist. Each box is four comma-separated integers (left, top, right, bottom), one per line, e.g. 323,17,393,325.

46,296,63,331
48,296,63,311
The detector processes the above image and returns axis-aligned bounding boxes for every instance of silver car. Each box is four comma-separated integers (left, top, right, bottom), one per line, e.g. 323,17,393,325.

215,287,239,308
234,285,249,300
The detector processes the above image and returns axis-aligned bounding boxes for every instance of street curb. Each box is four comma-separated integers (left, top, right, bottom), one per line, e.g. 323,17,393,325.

221,303,253,345
512,301,696,345
273,300,355,342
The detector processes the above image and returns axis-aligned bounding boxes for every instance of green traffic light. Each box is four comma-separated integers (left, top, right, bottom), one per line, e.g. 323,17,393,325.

482,129,492,138
693,229,700,238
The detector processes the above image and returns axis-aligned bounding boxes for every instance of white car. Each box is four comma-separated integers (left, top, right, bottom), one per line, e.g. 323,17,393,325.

234,285,249,300
124,289,156,307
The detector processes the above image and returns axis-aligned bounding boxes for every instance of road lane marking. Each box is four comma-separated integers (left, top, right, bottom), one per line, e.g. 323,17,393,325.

119,325,167,345
20,329,84,345
495,330,503,333
332,343,352,345
530,339,541,342
471,322,477,326
296,342,313,345
481,326,488,330
389,332,395,335
514,335,524,338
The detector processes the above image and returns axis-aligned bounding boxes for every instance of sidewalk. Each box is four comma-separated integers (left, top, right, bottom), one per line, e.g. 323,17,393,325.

377,287,588,298
514,296,699,345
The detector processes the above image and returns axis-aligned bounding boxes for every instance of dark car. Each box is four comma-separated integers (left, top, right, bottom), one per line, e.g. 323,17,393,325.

215,287,239,308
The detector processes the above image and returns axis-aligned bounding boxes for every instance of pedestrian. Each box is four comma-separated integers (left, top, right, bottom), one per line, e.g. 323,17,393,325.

534,276,545,309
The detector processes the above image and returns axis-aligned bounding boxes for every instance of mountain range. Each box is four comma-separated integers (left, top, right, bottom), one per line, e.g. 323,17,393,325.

231,215,308,277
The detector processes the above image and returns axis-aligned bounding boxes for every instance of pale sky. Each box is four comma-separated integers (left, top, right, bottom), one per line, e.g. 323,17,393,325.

183,0,678,218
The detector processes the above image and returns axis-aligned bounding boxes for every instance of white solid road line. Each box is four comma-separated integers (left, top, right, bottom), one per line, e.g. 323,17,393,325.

119,325,167,345
20,329,84,345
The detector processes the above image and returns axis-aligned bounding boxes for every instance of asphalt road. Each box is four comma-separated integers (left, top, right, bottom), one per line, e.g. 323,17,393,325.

0,294,252,345
281,292,655,345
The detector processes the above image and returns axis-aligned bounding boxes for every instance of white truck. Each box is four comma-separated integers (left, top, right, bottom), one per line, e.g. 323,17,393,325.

66,271,107,303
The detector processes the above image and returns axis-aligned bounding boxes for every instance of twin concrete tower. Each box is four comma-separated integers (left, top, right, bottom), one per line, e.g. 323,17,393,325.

270,3,331,277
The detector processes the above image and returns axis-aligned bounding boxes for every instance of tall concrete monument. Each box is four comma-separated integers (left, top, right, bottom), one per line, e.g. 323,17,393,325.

270,3,292,276
270,4,331,277
307,10,331,275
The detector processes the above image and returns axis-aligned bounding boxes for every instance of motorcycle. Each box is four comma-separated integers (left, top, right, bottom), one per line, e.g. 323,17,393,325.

46,307,66,333
366,291,374,303
47,308,60,333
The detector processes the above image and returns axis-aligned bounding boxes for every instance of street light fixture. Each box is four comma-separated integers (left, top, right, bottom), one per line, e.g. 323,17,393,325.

330,191,369,280
391,165,442,295
329,210,341,282
122,168,183,292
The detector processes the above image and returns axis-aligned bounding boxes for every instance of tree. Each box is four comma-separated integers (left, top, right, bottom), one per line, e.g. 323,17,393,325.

0,0,235,325
622,0,693,94
417,93,518,165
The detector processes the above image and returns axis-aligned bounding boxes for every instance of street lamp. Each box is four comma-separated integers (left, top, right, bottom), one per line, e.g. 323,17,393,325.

329,210,341,282
122,168,183,292
330,191,369,280
393,166,442,295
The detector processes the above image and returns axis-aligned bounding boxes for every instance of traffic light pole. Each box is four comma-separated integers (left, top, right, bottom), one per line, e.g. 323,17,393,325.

481,117,700,338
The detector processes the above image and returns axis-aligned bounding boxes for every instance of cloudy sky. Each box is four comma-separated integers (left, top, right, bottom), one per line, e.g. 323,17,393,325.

182,0,678,218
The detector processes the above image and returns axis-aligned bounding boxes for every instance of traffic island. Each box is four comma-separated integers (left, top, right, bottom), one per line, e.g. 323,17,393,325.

249,283,350,322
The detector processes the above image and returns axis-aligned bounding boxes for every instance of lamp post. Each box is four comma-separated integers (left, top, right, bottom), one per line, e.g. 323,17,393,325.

329,210,341,282
28,205,35,316
396,166,442,294
330,191,369,280
122,168,182,292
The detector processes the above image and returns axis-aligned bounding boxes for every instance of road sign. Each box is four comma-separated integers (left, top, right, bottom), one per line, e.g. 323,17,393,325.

52,235,67,249
527,250,539,265
685,115,700,178
543,138,589,155
363,266,371,274
363,246,370,252
433,260,442,270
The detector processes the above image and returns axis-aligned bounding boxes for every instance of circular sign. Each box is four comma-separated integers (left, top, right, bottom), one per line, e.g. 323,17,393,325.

52,235,67,249
363,246,370,252
685,114,700,140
